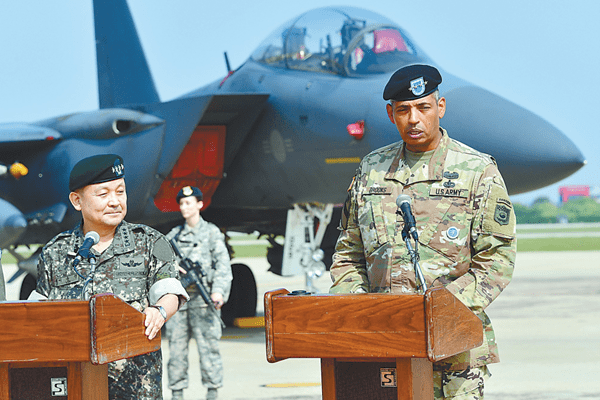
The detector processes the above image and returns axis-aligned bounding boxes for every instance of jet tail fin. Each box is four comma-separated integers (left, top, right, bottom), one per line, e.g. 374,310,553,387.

93,0,160,108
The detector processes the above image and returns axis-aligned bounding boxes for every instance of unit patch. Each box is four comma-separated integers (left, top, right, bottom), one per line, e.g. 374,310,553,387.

494,204,511,226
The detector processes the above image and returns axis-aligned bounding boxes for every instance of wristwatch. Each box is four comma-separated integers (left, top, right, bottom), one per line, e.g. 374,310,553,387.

149,305,167,320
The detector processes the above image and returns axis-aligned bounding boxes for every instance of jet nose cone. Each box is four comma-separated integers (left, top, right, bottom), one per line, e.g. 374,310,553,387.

442,86,585,195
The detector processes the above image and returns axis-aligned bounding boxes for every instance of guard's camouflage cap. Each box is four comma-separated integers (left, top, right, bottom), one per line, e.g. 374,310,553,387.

383,64,442,101
176,186,203,203
69,154,125,191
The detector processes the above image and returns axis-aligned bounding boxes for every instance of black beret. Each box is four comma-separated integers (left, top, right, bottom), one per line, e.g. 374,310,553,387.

69,154,125,191
383,64,442,101
176,186,203,203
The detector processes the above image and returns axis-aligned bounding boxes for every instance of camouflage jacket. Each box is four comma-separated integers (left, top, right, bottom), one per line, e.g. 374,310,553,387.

330,129,516,371
37,220,179,312
166,216,232,309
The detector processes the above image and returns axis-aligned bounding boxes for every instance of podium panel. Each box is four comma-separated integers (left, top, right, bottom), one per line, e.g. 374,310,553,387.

265,288,482,400
9,365,68,399
0,294,159,400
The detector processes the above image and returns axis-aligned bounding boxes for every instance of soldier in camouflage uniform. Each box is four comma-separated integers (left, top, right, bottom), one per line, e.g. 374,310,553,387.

166,186,232,400
330,65,516,399
32,154,189,400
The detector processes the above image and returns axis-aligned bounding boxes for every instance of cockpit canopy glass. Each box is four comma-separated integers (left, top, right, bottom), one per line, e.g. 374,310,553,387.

250,7,426,77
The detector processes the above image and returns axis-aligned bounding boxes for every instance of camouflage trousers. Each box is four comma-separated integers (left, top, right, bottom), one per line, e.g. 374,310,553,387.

167,304,223,390
108,350,163,400
433,366,490,399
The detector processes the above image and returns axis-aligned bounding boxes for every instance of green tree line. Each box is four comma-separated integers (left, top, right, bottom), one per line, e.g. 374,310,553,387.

514,197,600,224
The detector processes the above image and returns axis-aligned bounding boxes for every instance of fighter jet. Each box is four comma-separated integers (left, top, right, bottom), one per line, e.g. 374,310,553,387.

0,1,585,321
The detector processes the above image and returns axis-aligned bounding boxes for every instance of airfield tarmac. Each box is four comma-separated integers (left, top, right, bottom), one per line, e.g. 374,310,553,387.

2,250,600,399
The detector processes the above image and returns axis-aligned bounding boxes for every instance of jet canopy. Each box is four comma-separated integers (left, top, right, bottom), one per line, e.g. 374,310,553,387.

250,7,428,77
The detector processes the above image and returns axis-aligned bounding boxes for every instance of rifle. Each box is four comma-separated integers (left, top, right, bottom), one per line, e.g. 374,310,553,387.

169,239,226,328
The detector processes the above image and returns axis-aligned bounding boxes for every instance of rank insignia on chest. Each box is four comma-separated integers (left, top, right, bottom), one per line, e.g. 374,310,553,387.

367,186,392,195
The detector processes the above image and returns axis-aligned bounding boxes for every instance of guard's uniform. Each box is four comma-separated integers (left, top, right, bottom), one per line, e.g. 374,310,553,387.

330,130,516,398
166,216,232,393
37,220,182,400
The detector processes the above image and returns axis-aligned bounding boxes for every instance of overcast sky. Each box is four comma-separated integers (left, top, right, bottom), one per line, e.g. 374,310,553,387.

1,1,598,205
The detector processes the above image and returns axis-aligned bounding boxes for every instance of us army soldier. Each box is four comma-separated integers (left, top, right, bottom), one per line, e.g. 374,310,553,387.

31,154,189,400
166,186,232,400
330,65,516,399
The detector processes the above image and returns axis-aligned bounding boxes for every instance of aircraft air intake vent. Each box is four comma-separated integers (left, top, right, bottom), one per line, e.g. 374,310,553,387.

113,120,132,135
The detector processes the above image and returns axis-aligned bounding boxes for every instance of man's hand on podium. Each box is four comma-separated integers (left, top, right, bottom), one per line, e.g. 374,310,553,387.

143,294,179,340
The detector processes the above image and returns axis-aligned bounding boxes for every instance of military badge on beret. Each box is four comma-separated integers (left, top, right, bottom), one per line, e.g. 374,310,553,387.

409,77,426,96
176,186,203,202
383,64,442,101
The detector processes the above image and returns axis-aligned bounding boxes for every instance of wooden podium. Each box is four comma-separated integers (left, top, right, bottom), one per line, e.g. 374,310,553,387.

265,287,483,400
0,294,161,400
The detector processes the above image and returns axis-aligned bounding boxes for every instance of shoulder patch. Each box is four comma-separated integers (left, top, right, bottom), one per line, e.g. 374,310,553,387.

482,183,515,237
494,204,511,225
152,236,175,262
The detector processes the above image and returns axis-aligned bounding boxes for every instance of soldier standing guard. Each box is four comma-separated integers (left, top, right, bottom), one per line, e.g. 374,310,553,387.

31,154,189,400
166,186,232,400
330,65,516,399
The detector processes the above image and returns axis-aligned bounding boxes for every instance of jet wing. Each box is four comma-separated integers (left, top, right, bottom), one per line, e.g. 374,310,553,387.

0,123,61,151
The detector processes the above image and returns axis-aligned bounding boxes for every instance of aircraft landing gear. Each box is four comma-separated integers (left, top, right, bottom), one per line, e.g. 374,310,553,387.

278,203,334,292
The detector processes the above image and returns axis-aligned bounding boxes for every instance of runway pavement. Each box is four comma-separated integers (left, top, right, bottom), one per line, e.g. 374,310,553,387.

2,251,600,399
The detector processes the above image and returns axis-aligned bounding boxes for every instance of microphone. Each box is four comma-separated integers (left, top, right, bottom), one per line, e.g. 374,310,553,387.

396,195,418,241
73,231,100,267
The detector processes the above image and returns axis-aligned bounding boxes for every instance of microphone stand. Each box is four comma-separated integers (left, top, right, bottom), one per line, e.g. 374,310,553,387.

401,227,428,294
80,255,97,300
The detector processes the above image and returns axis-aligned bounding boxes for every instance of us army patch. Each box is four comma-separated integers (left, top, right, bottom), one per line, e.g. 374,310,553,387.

367,186,392,195
429,186,469,198
494,204,511,225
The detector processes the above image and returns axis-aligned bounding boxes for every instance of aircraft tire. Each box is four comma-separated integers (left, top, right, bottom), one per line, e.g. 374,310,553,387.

19,273,37,300
221,263,257,326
